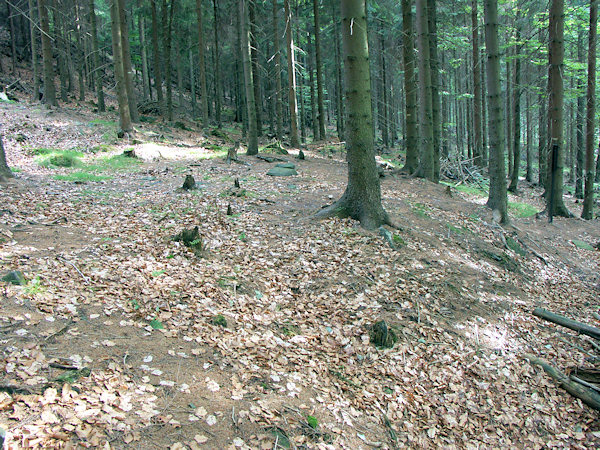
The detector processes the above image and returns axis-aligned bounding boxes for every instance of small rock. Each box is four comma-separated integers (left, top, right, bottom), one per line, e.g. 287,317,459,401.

1,270,26,285
275,162,296,169
267,166,298,177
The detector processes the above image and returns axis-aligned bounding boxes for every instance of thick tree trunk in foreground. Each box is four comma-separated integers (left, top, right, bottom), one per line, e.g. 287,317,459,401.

240,0,258,155
402,0,418,174
583,0,598,220
546,0,571,218
315,0,389,230
284,0,300,148
484,0,508,223
428,0,440,181
38,0,57,106
415,0,435,180
110,0,132,132
0,135,13,182
508,23,521,193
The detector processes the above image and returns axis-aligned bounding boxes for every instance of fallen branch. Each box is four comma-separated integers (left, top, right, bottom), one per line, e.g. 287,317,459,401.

524,353,600,411
533,308,600,341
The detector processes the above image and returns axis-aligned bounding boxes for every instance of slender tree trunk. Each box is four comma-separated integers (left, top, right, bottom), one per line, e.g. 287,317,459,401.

575,32,585,199
307,31,318,140
248,0,262,136
471,0,482,166
583,0,597,219
526,89,532,182
272,0,283,141
213,0,222,125
110,0,132,132
195,0,208,123
402,0,418,173
0,135,13,182
189,37,197,117
89,0,105,111
506,57,512,178
547,0,570,217
29,0,40,101
334,10,345,140
509,24,521,193
119,0,139,122
484,0,508,223
427,0,440,181
150,0,164,111
163,0,176,121
138,3,150,100
284,0,300,148
316,0,389,230
415,0,435,180
378,24,389,149
481,47,488,165
38,0,57,106
7,1,17,73
313,0,326,140
240,0,258,155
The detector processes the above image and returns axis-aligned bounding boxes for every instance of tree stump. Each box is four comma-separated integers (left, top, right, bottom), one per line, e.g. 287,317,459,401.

173,226,204,254
182,174,196,190
369,320,397,348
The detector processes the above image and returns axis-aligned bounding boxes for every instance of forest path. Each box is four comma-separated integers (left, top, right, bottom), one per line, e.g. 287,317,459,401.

1,101,599,449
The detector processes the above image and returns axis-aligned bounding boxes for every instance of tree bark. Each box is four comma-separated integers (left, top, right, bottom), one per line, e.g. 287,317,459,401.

378,23,389,149
484,0,508,223
150,0,164,110
29,0,40,101
427,0,440,181
119,0,139,122
508,21,521,193
110,0,132,132
272,0,284,141
315,0,389,230
415,0,435,181
240,0,258,155
249,0,262,136
196,0,209,123
284,0,300,148
0,135,13,182
471,0,483,166
402,0,418,174
583,0,598,220
212,0,222,125
533,308,600,341
162,0,176,121
138,2,150,100
38,0,57,106
312,0,326,140
546,0,571,218
575,32,585,200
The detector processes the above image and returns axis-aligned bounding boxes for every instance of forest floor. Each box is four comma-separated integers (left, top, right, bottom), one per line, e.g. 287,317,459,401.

1,98,600,449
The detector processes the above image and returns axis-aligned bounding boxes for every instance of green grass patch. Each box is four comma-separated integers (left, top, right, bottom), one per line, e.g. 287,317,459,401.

410,202,431,219
508,201,538,218
36,149,84,168
53,172,111,182
88,118,118,128
83,154,142,172
10,167,22,173
442,181,488,197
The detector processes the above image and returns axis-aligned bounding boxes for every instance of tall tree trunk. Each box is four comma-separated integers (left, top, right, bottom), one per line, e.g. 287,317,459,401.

526,89,532,182
506,57,512,178
402,0,418,174
38,0,57,106
89,0,105,111
378,23,389,149
240,0,258,155
249,0,262,136
110,0,132,132
163,0,176,121
196,0,208,123
150,0,164,111
415,0,435,180
427,0,440,181
313,0,326,140
316,0,389,230
546,0,570,218
212,0,222,125
334,8,345,140
119,0,139,122
575,32,585,199
272,0,283,141
480,47,487,164
7,1,17,73
29,0,40,101
471,0,482,166
189,37,197,117
0,135,13,182
508,22,521,193
583,0,598,219
138,3,150,100
484,0,508,223
284,0,300,148
307,31,318,139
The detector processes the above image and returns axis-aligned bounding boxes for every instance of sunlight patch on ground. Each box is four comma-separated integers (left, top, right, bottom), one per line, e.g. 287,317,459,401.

134,143,221,161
